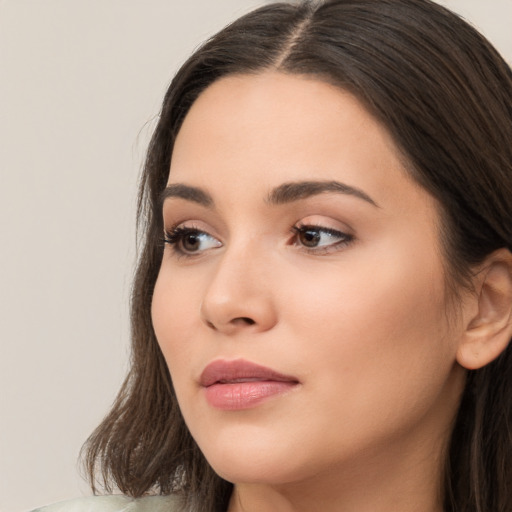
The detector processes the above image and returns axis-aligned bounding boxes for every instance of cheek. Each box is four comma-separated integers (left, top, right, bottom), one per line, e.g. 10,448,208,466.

151,267,201,376
286,243,447,341
283,240,456,416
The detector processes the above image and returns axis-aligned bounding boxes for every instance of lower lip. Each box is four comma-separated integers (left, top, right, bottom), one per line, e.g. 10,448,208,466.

203,381,297,410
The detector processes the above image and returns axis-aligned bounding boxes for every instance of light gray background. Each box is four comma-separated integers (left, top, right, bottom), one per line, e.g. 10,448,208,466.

1,1,511,511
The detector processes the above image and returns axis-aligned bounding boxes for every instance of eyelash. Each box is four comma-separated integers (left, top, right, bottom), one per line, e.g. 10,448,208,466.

163,224,354,257
163,226,196,245
163,226,218,258
291,224,354,254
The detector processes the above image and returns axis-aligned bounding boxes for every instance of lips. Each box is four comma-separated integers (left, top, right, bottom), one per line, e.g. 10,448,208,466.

199,359,299,410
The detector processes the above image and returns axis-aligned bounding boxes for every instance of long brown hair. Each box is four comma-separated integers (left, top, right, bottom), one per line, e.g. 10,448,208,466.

83,1,512,511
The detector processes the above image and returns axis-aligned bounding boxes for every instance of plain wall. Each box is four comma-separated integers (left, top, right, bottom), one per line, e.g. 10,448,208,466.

1,1,510,511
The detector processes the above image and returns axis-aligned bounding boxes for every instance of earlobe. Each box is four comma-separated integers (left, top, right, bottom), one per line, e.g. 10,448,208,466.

457,249,512,370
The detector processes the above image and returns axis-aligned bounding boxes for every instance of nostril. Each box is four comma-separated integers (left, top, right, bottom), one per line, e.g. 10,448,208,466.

204,317,256,330
234,317,256,326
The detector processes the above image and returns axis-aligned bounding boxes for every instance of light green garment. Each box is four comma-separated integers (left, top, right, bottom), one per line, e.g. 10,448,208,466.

31,495,182,512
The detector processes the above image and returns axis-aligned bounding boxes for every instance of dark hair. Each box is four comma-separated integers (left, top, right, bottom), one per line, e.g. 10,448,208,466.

83,1,512,511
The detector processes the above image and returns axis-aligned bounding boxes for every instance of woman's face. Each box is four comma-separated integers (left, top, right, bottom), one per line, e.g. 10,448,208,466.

152,73,467,487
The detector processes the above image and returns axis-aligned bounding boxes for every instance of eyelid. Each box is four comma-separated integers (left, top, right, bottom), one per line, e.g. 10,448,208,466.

291,222,355,255
163,222,222,257
162,218,218,239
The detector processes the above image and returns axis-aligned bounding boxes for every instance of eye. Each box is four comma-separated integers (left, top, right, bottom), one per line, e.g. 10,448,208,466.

164,226,222,256
292,224,353,252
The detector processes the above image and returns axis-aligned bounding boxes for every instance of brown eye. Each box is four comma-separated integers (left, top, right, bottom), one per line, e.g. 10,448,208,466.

293,225,353,252
298,228,322,248
182,232,201,252
164,227,222,255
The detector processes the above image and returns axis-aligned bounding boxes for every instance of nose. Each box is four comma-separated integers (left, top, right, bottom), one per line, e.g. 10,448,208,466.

200,244,278,335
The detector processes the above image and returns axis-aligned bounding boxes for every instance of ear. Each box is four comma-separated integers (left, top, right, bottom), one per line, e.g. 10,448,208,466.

457,249,512,370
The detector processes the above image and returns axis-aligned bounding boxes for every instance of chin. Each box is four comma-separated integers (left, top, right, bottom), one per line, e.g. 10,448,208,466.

193,425,313,485
208,455,309,486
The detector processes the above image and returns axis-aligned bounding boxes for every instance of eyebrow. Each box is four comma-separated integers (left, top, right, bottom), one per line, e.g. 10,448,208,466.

158,180,378,210
158,183,214,210
267,180,379,207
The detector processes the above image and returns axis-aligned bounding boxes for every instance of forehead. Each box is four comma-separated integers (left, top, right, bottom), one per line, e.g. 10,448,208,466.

169,72,434,219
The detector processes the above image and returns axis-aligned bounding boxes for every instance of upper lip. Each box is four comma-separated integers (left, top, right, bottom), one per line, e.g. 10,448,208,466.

200,359,299,387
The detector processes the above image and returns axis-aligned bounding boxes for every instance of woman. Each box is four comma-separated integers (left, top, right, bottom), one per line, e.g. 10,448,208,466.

35,0,512,511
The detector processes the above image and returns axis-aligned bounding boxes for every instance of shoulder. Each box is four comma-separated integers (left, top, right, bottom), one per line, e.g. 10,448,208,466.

30,495,183,512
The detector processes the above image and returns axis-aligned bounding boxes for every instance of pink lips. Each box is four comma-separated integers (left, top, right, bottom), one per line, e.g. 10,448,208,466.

200,359,299,410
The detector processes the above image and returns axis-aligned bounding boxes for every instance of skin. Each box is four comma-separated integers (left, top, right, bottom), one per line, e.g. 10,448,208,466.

151,72,470,512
